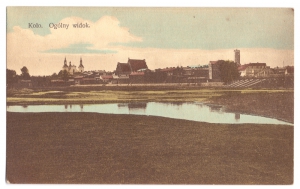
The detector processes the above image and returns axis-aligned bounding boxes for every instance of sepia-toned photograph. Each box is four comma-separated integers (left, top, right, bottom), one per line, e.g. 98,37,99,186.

6,6,294,184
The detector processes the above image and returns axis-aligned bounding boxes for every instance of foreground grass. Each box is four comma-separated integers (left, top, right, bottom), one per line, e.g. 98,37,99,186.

6,112,293,184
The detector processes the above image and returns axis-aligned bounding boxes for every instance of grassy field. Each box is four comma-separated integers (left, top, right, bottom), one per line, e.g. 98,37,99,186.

208,91,294,123
7,88,226,104
6,112,293,184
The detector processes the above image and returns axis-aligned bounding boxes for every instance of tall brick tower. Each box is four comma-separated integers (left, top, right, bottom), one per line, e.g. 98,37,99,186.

234,49,240,65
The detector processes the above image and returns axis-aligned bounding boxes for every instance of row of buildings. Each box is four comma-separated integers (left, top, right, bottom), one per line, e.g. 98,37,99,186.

53,58,210,85
51,49,293,86
209,61,294,81
208,49,293,80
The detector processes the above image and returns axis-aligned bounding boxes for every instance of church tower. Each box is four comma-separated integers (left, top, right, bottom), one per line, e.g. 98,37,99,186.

78,57,84,72
62,57,68,71
69,61,77,75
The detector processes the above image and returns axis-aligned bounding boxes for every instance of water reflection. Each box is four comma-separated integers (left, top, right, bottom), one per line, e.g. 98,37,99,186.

128,102,147,110
6,102,293,126
118,102,147,114
207,104,222,112
64,104,76,110
235,113,240,120
161,102,184,106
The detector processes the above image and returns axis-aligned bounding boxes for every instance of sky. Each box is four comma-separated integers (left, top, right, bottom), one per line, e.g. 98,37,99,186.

7,7,294,76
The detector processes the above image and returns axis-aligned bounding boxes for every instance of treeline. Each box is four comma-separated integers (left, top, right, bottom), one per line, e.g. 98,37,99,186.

7,66,32,87
7,66,54,88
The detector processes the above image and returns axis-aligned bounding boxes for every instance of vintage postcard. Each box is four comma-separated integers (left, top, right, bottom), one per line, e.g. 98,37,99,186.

6,7,294,184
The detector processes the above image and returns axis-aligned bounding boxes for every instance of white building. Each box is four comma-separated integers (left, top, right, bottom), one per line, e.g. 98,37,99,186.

238,63,272,77
62,57,84,75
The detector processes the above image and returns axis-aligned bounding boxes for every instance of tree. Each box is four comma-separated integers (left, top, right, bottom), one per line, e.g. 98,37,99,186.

61,70,69,82
51,72,58,79
7,69,18,87
20,66,30,80
218,60,240,84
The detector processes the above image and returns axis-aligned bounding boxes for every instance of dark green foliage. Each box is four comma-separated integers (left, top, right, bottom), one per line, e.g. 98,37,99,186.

218,60,240,83
6,69,18,87
20,66,30,80
144,70,167,83
31,76,51,87
51,72,57,77
61,70,69,82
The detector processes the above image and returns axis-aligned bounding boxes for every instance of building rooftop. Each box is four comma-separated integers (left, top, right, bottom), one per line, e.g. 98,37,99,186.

128,59,148,72
248,63,266,66
238,65,248,71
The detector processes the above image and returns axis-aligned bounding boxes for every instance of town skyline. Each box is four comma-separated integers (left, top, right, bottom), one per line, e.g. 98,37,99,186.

7,7,294,76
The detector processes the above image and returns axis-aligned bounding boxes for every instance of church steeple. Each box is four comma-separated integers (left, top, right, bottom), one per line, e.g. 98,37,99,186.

78,57,84,72
79,57,84,68
62,57,68,69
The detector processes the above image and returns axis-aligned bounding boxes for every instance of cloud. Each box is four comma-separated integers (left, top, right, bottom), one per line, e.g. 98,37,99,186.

43,43,118,54
7,16,142,55
45,16,142,50
7,16,142,75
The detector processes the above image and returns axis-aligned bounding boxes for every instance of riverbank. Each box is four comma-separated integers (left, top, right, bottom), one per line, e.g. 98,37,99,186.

6,112,293,184
7,88,294,123
208,91,294,123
